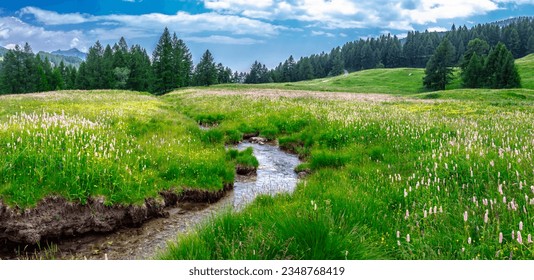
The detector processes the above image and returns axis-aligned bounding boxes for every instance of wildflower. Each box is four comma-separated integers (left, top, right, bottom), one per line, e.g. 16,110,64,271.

528,234,532,244
424,210,428,218
396,231,400,239
439,206,443,213
512,231,515,240
406,234,410,243
517,231,523,244
499,232,503,244
519,221,524,231
463,211,468,222
468,237,472,245
405,209,410,220
397,240,401,246
484,210,489,224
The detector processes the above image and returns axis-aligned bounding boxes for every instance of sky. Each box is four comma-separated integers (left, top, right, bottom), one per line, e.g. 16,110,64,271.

0,1,533,72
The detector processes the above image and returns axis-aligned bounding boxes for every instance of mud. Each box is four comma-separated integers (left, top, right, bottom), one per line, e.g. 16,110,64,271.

0,142,300,260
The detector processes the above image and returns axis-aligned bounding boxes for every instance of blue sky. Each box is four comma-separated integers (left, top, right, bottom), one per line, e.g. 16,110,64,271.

0,1,533,71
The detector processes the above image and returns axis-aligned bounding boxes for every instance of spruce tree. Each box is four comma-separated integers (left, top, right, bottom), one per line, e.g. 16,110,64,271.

85,41,104,89
172,34,193,87
461,53,484,88
485,43,521,88
193,49,217,86
152,27,175,94
423,38,455,91
128,45,152,92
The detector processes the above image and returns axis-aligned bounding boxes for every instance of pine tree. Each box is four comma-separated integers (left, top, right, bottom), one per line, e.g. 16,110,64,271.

172,34,193,87
485,43,521,88
193,49,217,86
528,35,534,54
152,27,175,94
423,38,455,91
461,52,484,88
128,45,152,92
461,38,489,69
0,47,23,94
329,50,345,76
101,44,115,89
85,41,104,89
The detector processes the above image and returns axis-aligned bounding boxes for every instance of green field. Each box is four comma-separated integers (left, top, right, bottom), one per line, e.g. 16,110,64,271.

1,56,534,260
0,91,235,208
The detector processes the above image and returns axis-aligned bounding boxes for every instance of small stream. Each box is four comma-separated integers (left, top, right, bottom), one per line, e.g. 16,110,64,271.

1,142,300,260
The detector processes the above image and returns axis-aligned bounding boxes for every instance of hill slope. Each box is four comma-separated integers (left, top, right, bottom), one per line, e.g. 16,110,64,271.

517,53,534,89
220,54,533,95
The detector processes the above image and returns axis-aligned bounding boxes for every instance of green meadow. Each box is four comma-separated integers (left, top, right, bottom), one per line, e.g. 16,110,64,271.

1,55,534,259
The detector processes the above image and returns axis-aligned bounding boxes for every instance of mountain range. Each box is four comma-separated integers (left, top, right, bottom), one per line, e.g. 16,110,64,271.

0,47,86,67
51,48,87,60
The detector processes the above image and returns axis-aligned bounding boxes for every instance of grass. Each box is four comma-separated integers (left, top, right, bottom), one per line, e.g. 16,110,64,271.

0,91,236,208
158,87,534,260
214,55,532,96
517,54,534,90
214,68,426,95
2,54,534,259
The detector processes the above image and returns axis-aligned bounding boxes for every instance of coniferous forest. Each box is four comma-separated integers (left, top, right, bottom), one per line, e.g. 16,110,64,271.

0,18,532,95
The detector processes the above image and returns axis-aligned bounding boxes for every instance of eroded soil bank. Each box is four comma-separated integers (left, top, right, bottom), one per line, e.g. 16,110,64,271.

0,142,300,260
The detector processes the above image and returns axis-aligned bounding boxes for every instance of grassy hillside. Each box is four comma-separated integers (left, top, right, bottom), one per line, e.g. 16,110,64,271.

517,54,534,89
0,91,236,208
216,68,426,94
217,54,532,95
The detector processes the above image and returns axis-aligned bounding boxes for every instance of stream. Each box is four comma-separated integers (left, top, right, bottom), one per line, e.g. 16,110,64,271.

1,142,300,260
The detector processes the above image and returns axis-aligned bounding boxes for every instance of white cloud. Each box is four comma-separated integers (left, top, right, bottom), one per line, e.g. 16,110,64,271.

398,0,499,25
202,0,530,32
19,6,94,25
311,30,336,37
427,26,448,32
204,0,273,11
0,16,86,52
18,7,283,37
185,35,265,45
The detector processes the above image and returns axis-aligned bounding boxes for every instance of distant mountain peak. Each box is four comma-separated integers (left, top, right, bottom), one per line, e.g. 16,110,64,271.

51,48,87,60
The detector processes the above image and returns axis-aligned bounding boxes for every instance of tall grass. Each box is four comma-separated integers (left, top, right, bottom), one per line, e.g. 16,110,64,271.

159,88,534,260
0,91,235,208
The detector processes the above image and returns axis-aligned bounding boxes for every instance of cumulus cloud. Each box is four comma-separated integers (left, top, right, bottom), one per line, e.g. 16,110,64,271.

0,16,86,52
311,30,336,37
18,7,283,37
19,6,94,25
202,0,531,31
185,35,265,45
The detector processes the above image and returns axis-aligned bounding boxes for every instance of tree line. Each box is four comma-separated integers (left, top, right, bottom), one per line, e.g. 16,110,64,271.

245,17,534,84
0,28,236,95
424,38,521,91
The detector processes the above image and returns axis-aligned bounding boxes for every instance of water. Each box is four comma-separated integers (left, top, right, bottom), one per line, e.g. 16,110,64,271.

0,142,300,260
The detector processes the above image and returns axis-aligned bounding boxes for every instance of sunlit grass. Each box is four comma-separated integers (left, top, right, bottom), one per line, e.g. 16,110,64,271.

159,88,534,260
0,90,235,208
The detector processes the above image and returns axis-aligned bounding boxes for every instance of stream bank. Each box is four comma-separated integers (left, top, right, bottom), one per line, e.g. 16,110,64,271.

0,142,300,260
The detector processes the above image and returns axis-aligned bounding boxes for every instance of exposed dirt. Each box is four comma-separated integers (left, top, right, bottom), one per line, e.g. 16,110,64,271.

0,185,233,246
235,164,257,176
0,142,300,260
0,196,163,244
